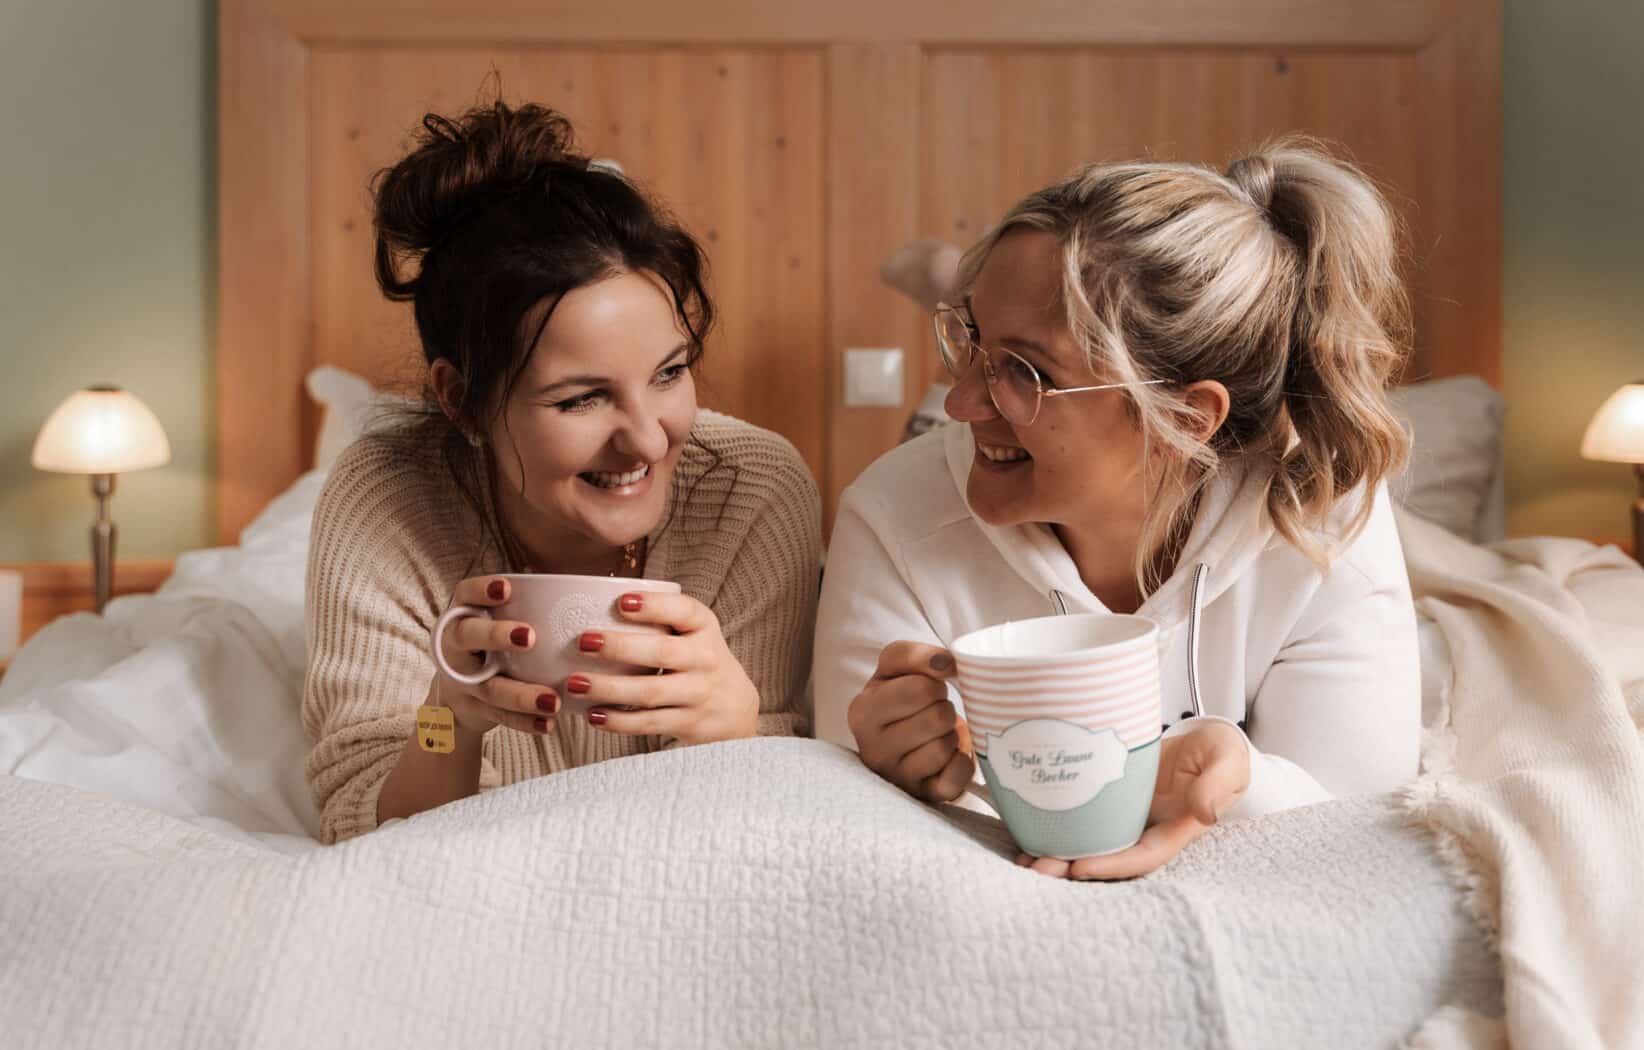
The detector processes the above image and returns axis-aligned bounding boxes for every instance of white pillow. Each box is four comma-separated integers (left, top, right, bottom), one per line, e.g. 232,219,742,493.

306,366,377,470
305,366,418,471
1387,376,1505,543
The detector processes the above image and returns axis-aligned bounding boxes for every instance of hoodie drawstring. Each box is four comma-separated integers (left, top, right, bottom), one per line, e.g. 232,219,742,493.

1186,562,1208,718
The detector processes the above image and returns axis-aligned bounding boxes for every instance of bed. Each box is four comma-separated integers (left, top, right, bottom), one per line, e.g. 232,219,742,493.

7,0,1644,1047
7,435,1637,1048
0,460,1508,1046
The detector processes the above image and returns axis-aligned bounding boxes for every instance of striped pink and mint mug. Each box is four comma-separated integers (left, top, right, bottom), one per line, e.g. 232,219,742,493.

951,613,1162,860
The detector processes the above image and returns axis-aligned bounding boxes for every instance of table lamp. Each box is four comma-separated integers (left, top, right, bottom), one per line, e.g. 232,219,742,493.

1580,380,1644,559
31,385,171,612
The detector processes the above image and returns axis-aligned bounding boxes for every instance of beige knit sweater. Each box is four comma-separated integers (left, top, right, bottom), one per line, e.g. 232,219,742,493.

302,411,823,844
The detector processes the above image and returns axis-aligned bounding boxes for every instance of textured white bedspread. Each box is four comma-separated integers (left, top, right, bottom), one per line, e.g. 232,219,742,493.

0,737,1497,1050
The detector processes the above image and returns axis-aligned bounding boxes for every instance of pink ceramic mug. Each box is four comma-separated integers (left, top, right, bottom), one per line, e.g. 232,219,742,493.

432,574,682,713
950,612,1163,859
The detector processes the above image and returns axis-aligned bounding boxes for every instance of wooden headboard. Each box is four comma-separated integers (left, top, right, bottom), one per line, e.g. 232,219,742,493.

218,0,1501,543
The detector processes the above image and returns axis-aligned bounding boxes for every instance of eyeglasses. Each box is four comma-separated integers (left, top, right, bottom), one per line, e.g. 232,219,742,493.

933,303,1167,426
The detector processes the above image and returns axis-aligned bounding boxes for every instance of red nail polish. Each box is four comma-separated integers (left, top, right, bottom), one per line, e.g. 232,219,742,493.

487,580,506,601
566,674,592,694
511,626,531,648
587,709,608,726
536,693,557,713
619,594,644,613
579,632,605,653
533,717,550,733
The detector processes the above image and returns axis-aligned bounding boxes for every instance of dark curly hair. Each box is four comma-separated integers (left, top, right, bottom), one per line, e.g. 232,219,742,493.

370,100,717,569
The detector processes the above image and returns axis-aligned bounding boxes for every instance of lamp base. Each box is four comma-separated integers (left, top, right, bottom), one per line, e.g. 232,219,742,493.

90,473,116,614
1632,463,1643,565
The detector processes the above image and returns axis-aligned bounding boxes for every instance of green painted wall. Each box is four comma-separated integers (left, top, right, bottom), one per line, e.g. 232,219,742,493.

0,0,214,562
0,1,1638,561
1503,0,1644,540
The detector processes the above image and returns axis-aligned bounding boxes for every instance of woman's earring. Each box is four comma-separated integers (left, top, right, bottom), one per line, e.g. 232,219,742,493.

466,432,483,448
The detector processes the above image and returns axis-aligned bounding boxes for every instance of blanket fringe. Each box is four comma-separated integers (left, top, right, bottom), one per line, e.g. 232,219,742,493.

1399,774,1502,950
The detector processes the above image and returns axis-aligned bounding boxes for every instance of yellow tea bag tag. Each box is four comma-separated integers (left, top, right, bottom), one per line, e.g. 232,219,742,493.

416,704,456,754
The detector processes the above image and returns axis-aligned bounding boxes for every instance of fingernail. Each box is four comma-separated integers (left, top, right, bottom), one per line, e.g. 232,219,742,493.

533,717,551,733
579,632,605,653
511,626,532,648
929,652,953,672
619,594,644,613
566,674,592,694
587,709,608,726
536,693,557,713
487,579,506,601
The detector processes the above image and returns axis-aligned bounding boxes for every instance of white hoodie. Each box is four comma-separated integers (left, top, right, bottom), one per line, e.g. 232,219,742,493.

812,423,1421,821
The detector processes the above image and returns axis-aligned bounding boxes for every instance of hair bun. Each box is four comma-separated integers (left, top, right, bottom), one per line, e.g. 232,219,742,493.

373,102,585,297
1226,153,1278,212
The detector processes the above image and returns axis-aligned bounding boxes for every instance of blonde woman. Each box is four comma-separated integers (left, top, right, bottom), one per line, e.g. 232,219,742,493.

813,139,1421,879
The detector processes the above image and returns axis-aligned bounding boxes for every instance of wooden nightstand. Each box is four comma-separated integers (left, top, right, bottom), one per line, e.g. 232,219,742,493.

0,560,174,660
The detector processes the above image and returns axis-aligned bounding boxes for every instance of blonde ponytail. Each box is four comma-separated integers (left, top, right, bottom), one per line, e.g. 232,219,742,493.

1252,142,1411,559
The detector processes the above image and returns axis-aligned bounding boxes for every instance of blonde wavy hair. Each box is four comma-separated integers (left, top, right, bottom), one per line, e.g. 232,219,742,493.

956,136,1412,589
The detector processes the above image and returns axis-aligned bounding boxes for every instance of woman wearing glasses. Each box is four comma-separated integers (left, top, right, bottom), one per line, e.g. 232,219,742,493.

812,138,1421,879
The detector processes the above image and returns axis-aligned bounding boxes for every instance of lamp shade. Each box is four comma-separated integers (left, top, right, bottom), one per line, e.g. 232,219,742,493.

1581,382,1644,464
31,385,171,474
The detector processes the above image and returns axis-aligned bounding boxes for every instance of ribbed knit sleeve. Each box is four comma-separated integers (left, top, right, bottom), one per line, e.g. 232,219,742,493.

690,418,823,737
301,438,502,844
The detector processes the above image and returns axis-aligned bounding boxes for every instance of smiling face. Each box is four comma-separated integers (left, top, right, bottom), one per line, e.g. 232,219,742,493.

943,230,1149,537
486,269,699,567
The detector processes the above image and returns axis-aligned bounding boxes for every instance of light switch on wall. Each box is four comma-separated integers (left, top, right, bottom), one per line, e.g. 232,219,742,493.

843,348,905,406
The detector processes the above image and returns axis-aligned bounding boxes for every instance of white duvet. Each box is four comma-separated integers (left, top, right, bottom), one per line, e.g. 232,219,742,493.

0,471,326,852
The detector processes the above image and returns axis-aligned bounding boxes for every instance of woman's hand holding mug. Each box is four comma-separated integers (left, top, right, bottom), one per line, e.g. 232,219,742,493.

431,575,561,738
565,589,759,745
847,641,975,803
1019,719,1251,880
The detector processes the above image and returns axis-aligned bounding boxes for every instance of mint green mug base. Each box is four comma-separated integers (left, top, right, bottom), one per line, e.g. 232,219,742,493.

978,737,1161,861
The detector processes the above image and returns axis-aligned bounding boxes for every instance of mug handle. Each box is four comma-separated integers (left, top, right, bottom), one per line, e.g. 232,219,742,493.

431,604,503,686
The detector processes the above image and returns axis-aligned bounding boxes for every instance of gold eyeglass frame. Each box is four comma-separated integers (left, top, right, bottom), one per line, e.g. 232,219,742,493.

933,302,1167,425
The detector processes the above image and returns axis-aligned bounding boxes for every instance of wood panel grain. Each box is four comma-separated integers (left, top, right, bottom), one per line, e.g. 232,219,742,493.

1415,0,1503,386
922,46,1474,382
218,0,310,543
268,0,1447,48
825,43,923,527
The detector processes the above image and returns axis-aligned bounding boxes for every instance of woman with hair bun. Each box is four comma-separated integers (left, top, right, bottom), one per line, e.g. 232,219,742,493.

302,101,821,843
815,138,1421,879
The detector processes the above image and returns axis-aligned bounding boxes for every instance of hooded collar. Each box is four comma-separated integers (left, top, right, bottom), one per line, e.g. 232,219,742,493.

943,422,1276,629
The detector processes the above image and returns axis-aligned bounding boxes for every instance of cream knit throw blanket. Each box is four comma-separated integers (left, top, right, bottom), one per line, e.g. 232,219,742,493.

1397,509,1644,1050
